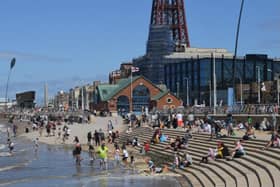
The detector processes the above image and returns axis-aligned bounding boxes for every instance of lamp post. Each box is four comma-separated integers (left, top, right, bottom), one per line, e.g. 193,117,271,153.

184,77,189,106
176,82,180,98
232,0,245,104
277,79,280,107
209,80,212,107
239,77,243,105
256,66,261,104
213,53,217,115
5,58,16,111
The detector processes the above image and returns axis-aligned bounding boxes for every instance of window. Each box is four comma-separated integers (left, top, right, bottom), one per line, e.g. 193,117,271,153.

166,97,173,104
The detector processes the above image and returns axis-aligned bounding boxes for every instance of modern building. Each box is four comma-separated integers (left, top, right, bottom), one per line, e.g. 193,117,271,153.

92,76,181,114
164,53,280,105
16,91,36,109
132,0,280,105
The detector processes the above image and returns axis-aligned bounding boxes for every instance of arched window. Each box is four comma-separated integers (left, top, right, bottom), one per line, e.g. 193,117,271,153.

132,85,150,113
117,96,129,116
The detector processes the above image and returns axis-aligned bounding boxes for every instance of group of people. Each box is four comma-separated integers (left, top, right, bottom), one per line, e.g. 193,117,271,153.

201,140,246,163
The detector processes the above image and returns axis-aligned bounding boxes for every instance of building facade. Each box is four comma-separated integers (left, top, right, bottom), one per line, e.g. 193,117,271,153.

93,76,182,114
164,54,280,105
54,91,69,111
16,91,36,109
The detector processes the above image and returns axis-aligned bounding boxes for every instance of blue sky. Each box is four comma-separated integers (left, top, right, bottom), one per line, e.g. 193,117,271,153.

0,0,279,104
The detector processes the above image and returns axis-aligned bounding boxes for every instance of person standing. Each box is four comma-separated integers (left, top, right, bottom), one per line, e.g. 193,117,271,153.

7,138,14,154
97,143,108,170
107,120,113,132
114,144,120,165
94,130,100,146
122,147,129,166
73,143,82,165
87,131,92,145
12,124,18,137
88,144,95,164
34,138,39,153
176,112,183,128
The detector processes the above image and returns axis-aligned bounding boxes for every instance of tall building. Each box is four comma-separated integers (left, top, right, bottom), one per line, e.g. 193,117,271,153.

134,0,191,84
132,0,280,105
150,0,190,48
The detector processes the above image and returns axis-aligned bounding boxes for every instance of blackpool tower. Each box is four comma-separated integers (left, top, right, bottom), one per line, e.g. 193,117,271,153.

150,0,190,48
133,0,191,84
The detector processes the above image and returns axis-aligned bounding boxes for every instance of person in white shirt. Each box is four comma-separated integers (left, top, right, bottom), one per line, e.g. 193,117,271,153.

176,112,183,127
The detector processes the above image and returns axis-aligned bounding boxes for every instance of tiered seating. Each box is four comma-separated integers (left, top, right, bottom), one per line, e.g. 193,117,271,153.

118,127,280,187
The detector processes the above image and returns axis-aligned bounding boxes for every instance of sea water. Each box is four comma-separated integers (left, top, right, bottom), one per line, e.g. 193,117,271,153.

0,123,182,187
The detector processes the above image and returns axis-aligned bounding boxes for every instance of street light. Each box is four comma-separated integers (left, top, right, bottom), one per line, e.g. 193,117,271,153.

209,80,212,107
232,0,245,104
238,77,243,105
5,58,16,111
176,82,180,98
184,77,189,106
256,66,261,104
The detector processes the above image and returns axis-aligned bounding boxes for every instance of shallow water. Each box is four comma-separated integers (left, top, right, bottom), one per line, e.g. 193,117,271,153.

0,124,183,187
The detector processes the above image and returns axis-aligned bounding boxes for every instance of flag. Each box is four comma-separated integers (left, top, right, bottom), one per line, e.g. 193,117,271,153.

10,58,16,69
131,66,139,73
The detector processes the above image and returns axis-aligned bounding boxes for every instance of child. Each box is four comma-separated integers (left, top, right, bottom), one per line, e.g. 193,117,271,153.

130,155,135,168
88,144,95,164
34,138,39,153
7,139,14,154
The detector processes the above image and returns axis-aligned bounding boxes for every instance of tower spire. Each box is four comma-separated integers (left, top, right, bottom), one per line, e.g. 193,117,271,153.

150,0,191,48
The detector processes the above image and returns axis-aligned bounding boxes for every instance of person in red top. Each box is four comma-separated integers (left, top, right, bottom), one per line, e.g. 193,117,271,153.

144,141,150,153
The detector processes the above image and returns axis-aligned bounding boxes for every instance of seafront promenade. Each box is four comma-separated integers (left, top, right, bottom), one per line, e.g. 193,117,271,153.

1,111,280,187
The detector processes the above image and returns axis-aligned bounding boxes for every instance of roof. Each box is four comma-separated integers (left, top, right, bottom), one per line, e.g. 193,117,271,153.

98,76,141,101
97,75,177,102
151,90,169,101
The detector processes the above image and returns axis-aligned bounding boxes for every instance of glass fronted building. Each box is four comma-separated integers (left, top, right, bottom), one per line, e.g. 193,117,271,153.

164,54,280,105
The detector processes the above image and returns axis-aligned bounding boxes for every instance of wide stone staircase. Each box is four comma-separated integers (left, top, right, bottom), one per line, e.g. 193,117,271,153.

118,127,280,187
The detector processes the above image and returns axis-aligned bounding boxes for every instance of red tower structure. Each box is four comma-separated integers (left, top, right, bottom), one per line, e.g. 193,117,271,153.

150,0,190,48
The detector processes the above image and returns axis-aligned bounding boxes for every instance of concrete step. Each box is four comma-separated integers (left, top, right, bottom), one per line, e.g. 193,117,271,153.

118,127,279,187
133,135,236,187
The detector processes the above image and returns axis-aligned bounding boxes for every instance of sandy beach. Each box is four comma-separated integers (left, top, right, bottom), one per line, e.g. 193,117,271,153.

20,116,125,145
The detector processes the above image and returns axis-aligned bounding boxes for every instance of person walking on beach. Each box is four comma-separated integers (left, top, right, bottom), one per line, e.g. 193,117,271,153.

97,142,108,170
114,144,120,165
99,129,105,142
87,131,92,145
122,147,129,166
94,130,100,146
107,120,114,132
39,124,43,137
73,143,82,165
88,144,95,164
12,124,18,137
7,138,14,155
34,138,39,153
57,128,62,139
6,127,10,138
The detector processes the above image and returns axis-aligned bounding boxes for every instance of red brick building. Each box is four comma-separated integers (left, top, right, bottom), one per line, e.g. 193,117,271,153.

93,76,182,113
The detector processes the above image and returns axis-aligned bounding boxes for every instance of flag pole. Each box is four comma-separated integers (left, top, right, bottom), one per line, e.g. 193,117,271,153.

130,68,133,112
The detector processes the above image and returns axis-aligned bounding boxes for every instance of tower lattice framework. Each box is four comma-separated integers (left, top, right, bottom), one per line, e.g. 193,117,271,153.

150,0,190,48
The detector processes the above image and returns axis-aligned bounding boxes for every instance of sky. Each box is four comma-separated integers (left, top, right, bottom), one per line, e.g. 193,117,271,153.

0,0,279,104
